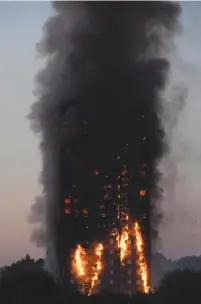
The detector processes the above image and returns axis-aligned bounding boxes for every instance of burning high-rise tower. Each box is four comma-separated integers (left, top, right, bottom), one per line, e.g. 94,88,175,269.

61,109,152,294
28,1,181,296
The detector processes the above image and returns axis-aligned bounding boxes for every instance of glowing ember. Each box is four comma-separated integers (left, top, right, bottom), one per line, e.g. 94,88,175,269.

121,168,128,175
94,169,99,175
134,222,150,293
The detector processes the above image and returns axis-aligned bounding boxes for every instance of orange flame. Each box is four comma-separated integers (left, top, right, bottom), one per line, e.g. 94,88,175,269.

72,243,104,295
71,221,150,294
89,243,104,294
117,225,130,264
134,222,150,293
73,244,87,278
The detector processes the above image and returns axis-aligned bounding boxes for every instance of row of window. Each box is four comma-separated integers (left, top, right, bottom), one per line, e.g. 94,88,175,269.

109,249,132,255
109,279,133,285
109,259,132,265
74,277,141,286
109,238,132,245
64,208,89,215
109,279,141,285
109,268,141,276
109,269,133,275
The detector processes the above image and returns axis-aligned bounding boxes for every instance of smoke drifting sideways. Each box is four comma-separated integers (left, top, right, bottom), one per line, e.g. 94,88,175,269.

28,2,181,277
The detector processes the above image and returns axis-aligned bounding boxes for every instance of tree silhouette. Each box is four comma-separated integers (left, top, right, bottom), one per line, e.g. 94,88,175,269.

0,255,57,304
155,269,201,304
2,256,201,304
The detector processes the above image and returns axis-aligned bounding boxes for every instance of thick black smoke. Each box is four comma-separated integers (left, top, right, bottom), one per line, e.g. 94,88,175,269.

28,2,181,277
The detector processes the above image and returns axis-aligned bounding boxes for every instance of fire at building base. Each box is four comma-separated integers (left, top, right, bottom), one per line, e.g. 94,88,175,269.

70,221,149,295
60,139,151,296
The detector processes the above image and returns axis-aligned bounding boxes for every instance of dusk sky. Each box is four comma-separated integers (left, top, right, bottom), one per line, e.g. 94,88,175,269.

1,1,201,267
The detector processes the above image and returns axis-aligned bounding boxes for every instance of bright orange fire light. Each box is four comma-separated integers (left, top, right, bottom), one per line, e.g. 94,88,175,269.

73,244,87,277
71,221,150,294
83,208,89,215
72,243,104,295
117,225,130,264
140,189,146,196
89,243,104,294
134,222,150,293
65,198,71,204
65,208,71,214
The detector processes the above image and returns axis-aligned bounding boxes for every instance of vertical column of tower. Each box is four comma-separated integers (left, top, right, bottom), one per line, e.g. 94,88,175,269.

100,234,120,293
139,111,150,290
121,236,136,295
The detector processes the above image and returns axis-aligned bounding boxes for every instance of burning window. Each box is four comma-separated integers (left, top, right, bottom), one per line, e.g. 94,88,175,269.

65,208,71,214
82,209,89,215
65,198,71,204
140,189,146,196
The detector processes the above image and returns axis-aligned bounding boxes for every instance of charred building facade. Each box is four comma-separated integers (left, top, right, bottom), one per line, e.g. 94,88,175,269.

57,101,152,293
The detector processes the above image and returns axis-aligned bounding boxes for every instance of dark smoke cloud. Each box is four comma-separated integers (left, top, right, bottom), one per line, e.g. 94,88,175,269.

28,2,181,276
28,195,47,247
29,195,46,224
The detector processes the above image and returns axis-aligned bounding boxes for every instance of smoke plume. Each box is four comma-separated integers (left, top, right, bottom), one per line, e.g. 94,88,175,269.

28,2,181,277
